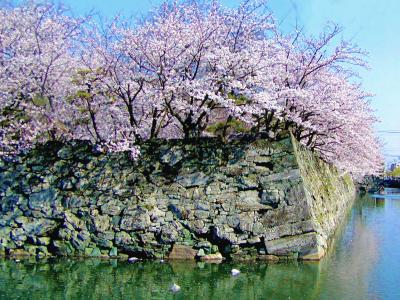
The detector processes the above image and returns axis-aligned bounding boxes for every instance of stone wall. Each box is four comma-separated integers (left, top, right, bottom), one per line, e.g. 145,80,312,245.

0,135,355,260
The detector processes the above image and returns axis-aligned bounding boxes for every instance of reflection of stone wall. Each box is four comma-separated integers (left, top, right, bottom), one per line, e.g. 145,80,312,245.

0,136,355,260
0,258,322,299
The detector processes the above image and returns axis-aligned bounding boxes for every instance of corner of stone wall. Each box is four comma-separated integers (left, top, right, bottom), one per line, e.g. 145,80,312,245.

290,134,356,260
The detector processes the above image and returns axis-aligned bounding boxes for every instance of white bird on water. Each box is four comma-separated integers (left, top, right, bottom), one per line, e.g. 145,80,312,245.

231,269,240,276
128,257,139,263
170,283,181,293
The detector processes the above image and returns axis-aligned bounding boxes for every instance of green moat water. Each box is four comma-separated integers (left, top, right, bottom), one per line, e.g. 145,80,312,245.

0,193,399,300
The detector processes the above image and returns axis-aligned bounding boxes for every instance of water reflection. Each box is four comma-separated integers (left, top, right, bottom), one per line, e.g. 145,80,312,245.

370,188,400,201
0,258,323,300
0,192,399,300
317,195,380,299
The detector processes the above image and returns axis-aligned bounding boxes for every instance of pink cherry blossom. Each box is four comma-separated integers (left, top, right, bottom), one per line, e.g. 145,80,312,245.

0,1,383,177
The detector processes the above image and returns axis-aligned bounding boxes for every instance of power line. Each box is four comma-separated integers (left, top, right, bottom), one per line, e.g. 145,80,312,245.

378,130,400,134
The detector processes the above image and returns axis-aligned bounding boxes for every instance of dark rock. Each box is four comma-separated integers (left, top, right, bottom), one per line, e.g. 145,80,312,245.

175,172,210,187
160,148,183,166
64,211,85,230
227,215,240,228
109,247,118,257
71,233,88,251
65,196,89,208
1,195,22,213
36,245,50,257
159,222,181,244
10,228,26,243
92,232,114,249
261,169,301,183
21,218,58,236
194,210,209,219
28,188,58,210
260,190,281,206
0,171,16,193
101,201,125,216
120,211,150,231
57,147,73,160
77,230,91,242
0,227,11,243
111,216,121,228
168,204,186,219
36,237,51,246
52,240,75,256
59,179,74,191
195,203,209,211
89,247,102,257
115,231,132,246
91,215,110,233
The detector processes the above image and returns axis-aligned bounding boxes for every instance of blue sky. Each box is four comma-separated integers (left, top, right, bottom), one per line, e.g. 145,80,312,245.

59,0,400,163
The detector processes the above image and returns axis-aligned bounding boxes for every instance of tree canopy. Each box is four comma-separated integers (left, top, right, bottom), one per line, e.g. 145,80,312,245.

0,0,383,178
387,167,400,177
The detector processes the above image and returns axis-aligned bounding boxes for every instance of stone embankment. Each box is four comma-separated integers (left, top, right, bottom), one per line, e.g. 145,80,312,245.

0,135,355,261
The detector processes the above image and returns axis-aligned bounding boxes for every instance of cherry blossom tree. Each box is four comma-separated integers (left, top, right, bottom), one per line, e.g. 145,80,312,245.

0,1,85,154
69,20,141,158
0,0,383,177
236,24,383,177
118,0,279,139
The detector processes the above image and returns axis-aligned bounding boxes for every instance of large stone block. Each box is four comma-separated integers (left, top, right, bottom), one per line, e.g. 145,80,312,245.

101,201,125,216
28,188,58,210
120,212,150,231
21,218,58,236
264,232,326,257
263,220,316,241
168,244,197,260
92,215,111,233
